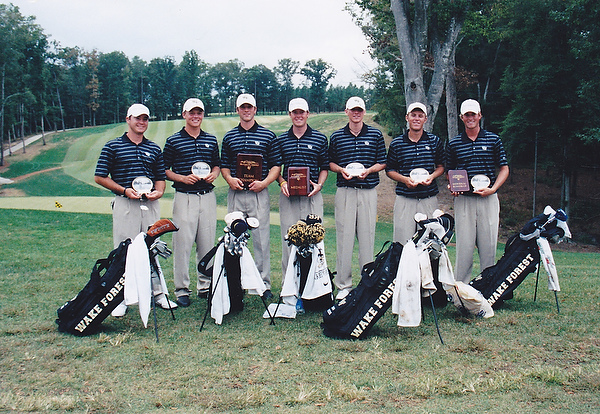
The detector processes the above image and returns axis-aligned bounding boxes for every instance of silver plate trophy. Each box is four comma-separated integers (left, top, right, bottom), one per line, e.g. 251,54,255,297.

409,168,429,184
345,162,366,177
471,174,491,191
132,176,153,210
191,161,211,179
132,176,153,194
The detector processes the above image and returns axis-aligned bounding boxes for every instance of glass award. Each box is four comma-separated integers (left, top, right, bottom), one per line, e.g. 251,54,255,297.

191,162,211,179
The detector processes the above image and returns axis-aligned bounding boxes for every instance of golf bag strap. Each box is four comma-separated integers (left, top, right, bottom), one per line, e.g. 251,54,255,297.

361,240,391,278
198,242,220,275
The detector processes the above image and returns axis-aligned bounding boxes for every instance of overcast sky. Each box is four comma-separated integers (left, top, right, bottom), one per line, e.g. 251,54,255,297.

12,0,375,86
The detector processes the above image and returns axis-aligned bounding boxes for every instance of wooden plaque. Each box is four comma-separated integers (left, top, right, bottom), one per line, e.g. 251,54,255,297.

448,169,470,192
288,166,310,196
236,153,263,187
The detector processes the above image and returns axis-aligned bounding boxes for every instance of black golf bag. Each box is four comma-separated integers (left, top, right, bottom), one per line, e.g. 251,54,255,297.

56,219,179,336
321,242,403,339
56,239,131,336
469,207,568,308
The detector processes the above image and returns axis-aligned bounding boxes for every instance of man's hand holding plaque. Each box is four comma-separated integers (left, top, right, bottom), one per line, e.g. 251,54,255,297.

448,169,470,194
287,166,310,196
236,153,263,189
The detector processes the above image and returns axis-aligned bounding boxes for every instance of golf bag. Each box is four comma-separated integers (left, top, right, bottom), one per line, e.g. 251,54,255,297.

469,206,570,308
279,215,334,315
322,211,456,340
56,219,179,336
198,212,268,326
56,239,131,335
322,241,403,339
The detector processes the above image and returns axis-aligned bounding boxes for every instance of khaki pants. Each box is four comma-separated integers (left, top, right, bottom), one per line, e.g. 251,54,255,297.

334,187,377,291
172,191,217,298
111,196,163,294
279,191,324,276
392,195,439,246
227,188,272,288
454,193,500,283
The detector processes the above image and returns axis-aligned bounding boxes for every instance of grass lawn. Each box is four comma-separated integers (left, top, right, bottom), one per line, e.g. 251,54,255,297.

0,117,599,412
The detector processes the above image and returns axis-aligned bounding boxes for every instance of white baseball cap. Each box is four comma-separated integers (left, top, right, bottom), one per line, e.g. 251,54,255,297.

288,98,309,112
183,98,205,113
406,102,427,116
460,99,481,115
345,96,366,111
127,103,150,118
236,93,256,108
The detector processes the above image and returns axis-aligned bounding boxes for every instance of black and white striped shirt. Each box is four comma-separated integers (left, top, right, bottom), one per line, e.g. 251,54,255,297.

94,133,166,191
163,127,221,193
445,129,508,193
329,123,387,189
277,125,329,183
221,122,281,180
386,131,443,198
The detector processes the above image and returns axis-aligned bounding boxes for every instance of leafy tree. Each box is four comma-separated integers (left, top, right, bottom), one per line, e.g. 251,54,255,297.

176,50,212,111
147,56,178,120
97,51,130,124
129,56,149,105
499,0,600,212
210,59,244,115
241,64,278,113
84,50,100,126
350,0,485,135
274,58,299,111
300,59,336,113
0,3,47,164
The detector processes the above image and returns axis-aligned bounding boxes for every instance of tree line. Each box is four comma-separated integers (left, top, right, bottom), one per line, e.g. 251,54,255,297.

0,3,367,165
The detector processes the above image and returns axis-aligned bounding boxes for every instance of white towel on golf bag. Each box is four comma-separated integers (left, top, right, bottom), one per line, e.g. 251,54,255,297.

123,232,169,328
211,244,267,325
281,242,332,306
537,238,560,291
437,248,456,287
445,281,494,318
392,240,422,327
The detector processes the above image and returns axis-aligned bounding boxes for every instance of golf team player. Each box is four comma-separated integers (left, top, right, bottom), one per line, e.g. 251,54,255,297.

276,98,329,275
328,96,387,300
446,99,510,283
385,102,444,245
220,94,282,299
94,103,177,316
163,98,221,308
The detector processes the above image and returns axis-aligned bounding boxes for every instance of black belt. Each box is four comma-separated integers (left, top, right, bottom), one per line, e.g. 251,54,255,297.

177,189,213,195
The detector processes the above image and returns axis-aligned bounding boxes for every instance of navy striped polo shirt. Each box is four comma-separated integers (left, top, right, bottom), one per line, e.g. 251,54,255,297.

163,127,221,193
277,125,329,183
221,122,281,180
445,129,508,193
95,133,166,191
386,131,444,198
329,123,387,189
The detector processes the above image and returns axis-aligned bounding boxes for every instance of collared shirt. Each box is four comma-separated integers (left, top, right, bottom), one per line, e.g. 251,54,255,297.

386,130,443,198
445,129,508,193
94,133,166,191
221,122,281,180
277,125,329,183
329,123,387,189
163,127,221,193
